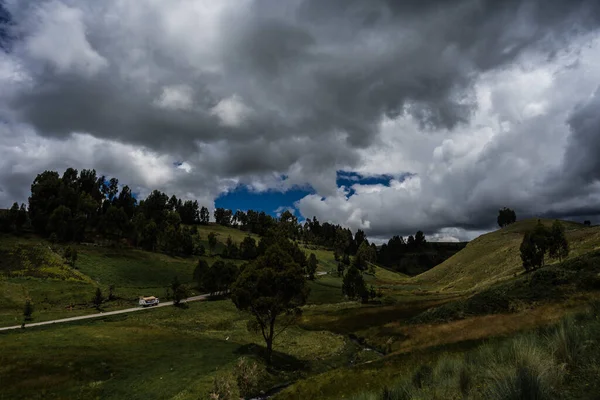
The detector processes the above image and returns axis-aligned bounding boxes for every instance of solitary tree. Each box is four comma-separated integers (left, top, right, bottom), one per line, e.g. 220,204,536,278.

208,232,218,256
171,276,189,306
93,288,103,310
549,220,569,262
584,220,591,227
231,244,308,364
497,207,517,228
342,265,368,302
23,299,33,322
307,253,318,280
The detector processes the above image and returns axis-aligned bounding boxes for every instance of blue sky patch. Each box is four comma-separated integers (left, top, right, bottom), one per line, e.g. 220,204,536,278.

215,185,313,216
213,171,410,217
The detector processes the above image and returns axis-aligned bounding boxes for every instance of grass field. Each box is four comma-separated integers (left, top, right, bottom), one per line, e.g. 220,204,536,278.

412,219,600,292
0,299,352,400
3,219,600,399
0,226,391,326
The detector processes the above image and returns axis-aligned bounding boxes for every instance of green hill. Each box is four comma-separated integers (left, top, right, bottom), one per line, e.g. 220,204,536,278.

0,223,380,326
412,219,600,292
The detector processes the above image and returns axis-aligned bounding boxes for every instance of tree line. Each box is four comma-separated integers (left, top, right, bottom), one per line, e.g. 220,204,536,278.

0,168,397,261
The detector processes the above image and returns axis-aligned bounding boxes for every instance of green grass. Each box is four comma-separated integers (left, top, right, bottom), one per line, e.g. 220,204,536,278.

410,249,600,325
195,223,259,245
0,299,350,400
77,246,197,288
412,219,600,292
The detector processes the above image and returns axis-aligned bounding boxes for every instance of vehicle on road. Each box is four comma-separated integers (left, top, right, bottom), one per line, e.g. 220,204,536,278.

138,296,159,307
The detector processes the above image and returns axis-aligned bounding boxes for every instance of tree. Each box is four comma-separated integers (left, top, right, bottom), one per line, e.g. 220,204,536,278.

520,221,551,271
497,207,517,228
353,241,375,271
307,253,318,280
342,265,368,302
354,229,366,254
93,287,103,310
584,220,591,227
239,236,258,260
414,231,427,248
202,261,239,296
208,232,218,256
63,246,78,267
214,208,232,226
199,206,210,224
23,299,33,322
231,244,308,364
194,259,210,289
549,220,569,262
108,285,116,301
224,235,239,259
171,276,189,306
46,205,72,241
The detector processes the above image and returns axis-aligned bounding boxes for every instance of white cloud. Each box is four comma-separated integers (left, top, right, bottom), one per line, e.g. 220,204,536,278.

154,85,194,111
210,94,253,127
24,1,107,76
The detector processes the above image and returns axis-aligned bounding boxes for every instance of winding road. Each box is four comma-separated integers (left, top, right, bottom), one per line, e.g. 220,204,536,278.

0,272,329,332
0,294,211,332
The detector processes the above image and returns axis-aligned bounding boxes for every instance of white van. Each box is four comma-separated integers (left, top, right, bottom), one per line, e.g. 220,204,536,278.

139,296,159,307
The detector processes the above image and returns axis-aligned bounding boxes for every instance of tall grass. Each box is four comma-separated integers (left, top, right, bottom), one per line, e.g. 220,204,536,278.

349,303,600,400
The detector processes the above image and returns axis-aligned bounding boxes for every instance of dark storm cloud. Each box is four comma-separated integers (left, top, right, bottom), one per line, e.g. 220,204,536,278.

563,88,600,185
2,0,600,239
5,0,600,160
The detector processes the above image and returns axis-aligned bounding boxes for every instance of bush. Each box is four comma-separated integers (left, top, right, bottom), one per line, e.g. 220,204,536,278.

234,357,264,397
209,372,239,400
23,299,34,321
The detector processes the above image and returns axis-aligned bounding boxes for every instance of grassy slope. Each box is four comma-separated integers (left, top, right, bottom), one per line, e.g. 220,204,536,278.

0,225,390,326
412,219,600,292
0,225,258,326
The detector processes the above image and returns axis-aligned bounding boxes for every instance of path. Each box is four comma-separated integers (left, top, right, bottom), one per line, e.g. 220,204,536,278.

0,294,210,332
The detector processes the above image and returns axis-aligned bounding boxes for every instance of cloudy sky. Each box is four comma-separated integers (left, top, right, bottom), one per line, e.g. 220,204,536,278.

2,0,600,242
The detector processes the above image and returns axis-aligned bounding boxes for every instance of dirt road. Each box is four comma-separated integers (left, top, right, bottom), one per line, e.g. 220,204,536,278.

0,294,210,332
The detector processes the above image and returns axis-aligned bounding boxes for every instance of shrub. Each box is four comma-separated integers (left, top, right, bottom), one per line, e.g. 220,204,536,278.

93,287,103,310
209,372,239,400
234,357,264,397
23,299,34,321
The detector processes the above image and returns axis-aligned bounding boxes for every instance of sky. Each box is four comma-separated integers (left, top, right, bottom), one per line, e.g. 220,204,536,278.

2,0,600,243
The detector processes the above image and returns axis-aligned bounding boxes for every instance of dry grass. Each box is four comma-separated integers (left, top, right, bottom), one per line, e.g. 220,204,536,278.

413,219,600,292
384,302,584,355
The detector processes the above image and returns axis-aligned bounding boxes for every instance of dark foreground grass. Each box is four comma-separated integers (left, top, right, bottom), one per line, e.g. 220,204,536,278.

277,303,600,400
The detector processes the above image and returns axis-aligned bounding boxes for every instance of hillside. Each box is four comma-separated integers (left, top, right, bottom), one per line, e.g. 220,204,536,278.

412,219,600,292
0,223,389,326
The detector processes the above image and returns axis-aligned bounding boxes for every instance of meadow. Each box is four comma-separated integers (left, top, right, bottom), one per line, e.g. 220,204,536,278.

2,219,600,399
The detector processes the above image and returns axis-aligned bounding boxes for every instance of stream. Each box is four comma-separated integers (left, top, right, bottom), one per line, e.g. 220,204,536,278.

248,335,384,399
